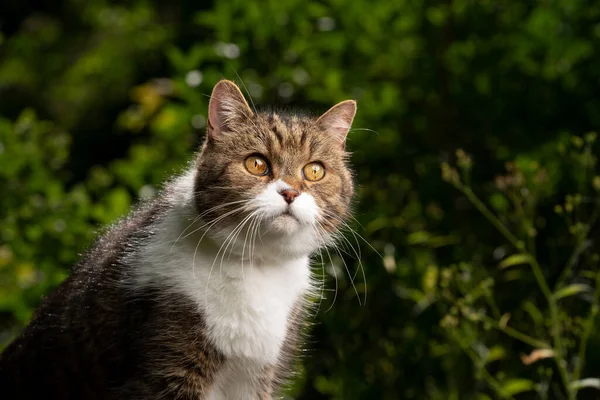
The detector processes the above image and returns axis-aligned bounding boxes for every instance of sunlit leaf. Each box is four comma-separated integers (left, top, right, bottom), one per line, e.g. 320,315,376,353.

498,254,533,269
501,379,536,395
571,378,600,391
485,346,506,364
406,231,431,245
523,301,544,325
553,284,591,300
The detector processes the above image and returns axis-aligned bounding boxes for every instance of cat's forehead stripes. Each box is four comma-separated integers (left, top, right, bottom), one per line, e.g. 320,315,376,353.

263,113,307,148
258,112,338,161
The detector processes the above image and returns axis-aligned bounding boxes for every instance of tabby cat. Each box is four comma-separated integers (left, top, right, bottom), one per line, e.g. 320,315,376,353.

0,79,357,399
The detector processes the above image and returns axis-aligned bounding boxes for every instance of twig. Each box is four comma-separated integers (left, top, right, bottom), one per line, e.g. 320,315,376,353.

572,269,600,384
479,315,550,349
555,201,600,289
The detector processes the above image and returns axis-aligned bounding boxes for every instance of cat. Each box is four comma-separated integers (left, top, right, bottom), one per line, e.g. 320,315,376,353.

0,79,357,399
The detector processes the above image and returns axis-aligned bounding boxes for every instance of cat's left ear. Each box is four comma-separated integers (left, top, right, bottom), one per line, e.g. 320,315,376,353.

316,100,357,147
207,80,254,139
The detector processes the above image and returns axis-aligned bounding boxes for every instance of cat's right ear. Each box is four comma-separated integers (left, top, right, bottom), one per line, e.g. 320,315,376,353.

207,80,254,139
316,100,357,148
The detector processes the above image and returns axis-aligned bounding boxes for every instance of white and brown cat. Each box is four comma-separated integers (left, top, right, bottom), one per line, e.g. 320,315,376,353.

0,80,357,399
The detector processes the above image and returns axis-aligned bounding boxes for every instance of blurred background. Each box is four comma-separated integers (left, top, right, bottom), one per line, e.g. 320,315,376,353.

2,0,600,399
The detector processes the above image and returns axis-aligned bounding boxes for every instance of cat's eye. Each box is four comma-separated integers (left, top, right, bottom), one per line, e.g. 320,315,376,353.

244,155,270,176
303,162,326,182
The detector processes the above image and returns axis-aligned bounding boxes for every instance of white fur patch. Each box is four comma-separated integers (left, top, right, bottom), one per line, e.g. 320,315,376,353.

128,168,318,398
251,179,320,234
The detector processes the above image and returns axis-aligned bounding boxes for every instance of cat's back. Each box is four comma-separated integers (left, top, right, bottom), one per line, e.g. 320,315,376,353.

0,197,169,399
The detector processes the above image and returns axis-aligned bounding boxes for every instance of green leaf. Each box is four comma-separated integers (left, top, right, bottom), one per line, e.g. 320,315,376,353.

501,379,536,396
553,284,591,300
498,254,533,269
523,301,544,325
406,231,431,245
489,193,509,212
571,378,600,391
485,345,506,364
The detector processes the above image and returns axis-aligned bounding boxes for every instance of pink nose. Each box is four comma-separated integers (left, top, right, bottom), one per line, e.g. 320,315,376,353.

279,189,299,204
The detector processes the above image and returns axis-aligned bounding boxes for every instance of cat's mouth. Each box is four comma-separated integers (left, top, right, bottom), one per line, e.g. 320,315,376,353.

265,209,302,235
280,210,299,221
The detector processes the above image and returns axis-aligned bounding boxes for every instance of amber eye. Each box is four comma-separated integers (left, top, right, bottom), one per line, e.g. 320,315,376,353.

303,162,326,182
244,155,269,176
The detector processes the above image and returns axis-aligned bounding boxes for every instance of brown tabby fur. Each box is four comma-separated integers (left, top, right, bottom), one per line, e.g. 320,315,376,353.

0,80,355,399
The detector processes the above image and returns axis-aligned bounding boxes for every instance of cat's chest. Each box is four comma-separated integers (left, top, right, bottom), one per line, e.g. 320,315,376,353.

136,236,311,365
198,255,310,365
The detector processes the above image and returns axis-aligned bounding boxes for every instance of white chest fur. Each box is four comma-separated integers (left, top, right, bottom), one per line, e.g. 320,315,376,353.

132,207,311,363
201,254,309,363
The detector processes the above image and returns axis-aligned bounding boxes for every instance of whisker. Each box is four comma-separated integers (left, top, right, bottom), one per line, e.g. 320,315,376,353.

240,212,261,285
317,210,370,305
204,212,255,304
232,67,258,115
249,214,263,269
215,211,257,281
323,244,339,313
316,223,362,307
348,127,380,135
320,210,382,260
193,206,246,280
173,200,248,249
313,248,327,316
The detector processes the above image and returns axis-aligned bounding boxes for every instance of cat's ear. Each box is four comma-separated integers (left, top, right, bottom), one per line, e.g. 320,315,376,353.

316,100,357,147
207,80,254,139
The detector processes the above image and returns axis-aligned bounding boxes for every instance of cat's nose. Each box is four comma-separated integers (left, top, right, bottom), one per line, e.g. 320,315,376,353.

279,189,299,204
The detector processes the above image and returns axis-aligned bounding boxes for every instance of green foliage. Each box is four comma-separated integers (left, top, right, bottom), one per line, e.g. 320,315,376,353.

441,137,600,400
2,0,600,398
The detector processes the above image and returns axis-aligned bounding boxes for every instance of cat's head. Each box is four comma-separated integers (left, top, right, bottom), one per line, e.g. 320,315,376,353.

194,80,356,258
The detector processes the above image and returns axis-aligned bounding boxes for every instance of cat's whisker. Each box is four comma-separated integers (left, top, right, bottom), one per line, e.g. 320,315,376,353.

194,206,247,282
331,237,362,307
227,212,259,286
313,250,327,316
176,200,248,247
193,204,250,296
240,212,262,286
204,186,257,191
330,226,368,305
171,202,240,251
316,212,369,306
227,211,259,264
249,214,263,270
348,127,380,135
232,68,258,116
248,216,257,268
204,212,255,304
315,223,362,307
320,210,381,259
212,211,257,283
334,216,364,260
322,244,339,313
332,229,365,291
311,228,329,316
170,214,204,252
240,216,252,282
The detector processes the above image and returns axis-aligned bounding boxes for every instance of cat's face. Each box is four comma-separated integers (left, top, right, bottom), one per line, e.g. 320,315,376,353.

194,80,355,257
